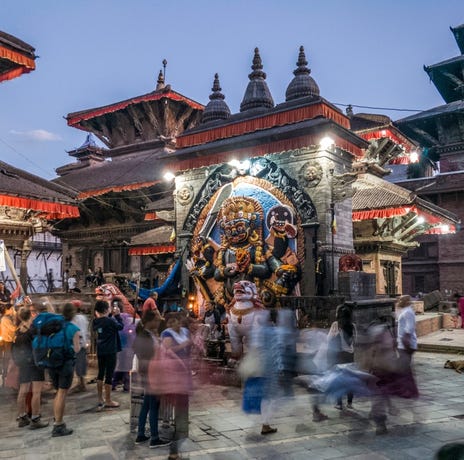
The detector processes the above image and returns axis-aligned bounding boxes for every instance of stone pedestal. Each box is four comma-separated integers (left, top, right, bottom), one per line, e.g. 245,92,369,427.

338,271,376,300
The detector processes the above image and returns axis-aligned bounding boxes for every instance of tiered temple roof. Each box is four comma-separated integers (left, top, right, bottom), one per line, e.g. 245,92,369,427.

0,31,36,83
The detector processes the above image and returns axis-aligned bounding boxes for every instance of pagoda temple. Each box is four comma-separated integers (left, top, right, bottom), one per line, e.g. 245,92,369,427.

0,31,79,292
54,45,458,306
394,23,464,295
162,47,457,303
53,71,204,284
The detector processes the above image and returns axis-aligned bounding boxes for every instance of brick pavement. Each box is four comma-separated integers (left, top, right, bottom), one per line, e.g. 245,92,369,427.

1,350,464,460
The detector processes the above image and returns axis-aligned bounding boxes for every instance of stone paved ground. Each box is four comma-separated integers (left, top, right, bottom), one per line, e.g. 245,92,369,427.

1,351,464,460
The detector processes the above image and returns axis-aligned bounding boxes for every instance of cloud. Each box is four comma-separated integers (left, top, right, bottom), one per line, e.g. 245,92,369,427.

10,129,62,142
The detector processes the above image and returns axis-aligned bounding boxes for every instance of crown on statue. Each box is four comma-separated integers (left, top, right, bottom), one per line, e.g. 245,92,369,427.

219,197,259,226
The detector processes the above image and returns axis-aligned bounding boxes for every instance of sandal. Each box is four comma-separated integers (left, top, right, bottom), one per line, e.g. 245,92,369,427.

96,403,104,412
104,401,120,408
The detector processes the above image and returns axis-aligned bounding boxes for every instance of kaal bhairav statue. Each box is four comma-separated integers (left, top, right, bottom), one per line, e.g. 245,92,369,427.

187,195,301,309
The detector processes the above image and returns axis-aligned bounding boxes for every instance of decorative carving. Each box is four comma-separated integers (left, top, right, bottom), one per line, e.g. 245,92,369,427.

299,161,322,188
183,158,317,233
339,254,363,272
176,185,194,206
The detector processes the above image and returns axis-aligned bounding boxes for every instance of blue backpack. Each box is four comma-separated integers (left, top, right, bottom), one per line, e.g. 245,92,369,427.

31,313,74,369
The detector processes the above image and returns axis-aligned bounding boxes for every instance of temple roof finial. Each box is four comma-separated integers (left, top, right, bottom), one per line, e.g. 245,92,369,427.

346,104,354,117
240,47,274,112
201,73,231,124
156,69,165,90
285,45,320,101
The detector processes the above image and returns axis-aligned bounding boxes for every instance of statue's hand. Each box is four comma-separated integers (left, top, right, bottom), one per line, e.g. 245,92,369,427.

225,263,237,276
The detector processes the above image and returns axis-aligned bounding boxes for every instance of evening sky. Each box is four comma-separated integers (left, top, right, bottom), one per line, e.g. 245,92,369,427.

1,0,463,179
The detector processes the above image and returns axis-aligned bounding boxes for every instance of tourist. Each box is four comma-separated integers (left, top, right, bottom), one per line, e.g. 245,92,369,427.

93,299,124,410
70,300,89,392
48,302,80,436
133,310,170,448
0,299,16,385
13,306,48,429
0,281,11,311
327,304,357,410
454,293,464,328
112,298,139,392
142,291,160,317
160,313,192,460
95,267,104,286
67,273,81,293
396,295,419,398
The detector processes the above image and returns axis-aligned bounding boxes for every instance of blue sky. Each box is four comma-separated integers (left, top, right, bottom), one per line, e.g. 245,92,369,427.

1,0,463,179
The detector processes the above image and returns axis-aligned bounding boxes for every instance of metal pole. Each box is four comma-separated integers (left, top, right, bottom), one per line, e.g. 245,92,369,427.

3,246,25,297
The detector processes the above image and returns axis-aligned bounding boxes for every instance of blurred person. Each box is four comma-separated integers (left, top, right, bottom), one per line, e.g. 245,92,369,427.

95,267,104,286
1,299,16,386
161,313,192,460
0,281,11,309
435,442,464,460
67,274,81,293
112,298,139,392
31,301,80,436
70,300,89,392
243,309,280,435
142,291,160,317
327,304,357,410
12,306,48,429
85,268,95,287
47,269,54,292
49,303,80,436
93,299,124,410
396,295,419,399
454,293,464,328
133,310,170,448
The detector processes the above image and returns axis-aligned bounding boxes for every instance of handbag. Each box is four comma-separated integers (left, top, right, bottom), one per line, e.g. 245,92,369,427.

237,348,264,380
147,345,191,395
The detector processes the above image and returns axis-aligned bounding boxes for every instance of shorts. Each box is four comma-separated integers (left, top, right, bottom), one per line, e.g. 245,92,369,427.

75,348,87,377
48,360,75,390
18,364,45,385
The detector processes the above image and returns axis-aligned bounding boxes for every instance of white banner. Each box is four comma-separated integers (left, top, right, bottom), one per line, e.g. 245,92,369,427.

0,240,5,272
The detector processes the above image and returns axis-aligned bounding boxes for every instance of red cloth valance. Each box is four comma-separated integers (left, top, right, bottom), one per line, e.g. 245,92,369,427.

359,129,415,153
425,225,456,235
167,133,363,173
177,102,350,148
389,156,410,165
0,66,31,83
128,244,176,256
0,45,35,83
0,194,79,219
67,91,204,127
144,212,157,221
352,206,414,221
78,181,161,199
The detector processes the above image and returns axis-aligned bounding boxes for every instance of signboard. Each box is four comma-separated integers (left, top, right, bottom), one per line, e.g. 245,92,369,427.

0,240,5,272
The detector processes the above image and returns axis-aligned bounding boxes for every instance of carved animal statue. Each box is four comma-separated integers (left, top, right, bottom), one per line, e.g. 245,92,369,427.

227,280,264,360
444,360,464,374
339,254,363,272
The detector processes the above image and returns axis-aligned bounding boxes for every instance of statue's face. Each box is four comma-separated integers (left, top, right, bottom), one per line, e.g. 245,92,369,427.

304,166,318,181
233,280,256,302
224,218,250,245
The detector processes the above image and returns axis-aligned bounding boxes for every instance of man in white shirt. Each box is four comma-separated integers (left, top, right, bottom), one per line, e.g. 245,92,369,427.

68,274,81,293
395,295,419,399
71,300,89,392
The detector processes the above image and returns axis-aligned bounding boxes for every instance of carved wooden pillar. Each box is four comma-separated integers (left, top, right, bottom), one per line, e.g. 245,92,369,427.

19,239,31,294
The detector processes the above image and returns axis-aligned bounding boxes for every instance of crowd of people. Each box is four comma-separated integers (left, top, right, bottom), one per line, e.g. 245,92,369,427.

1,285,463,459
